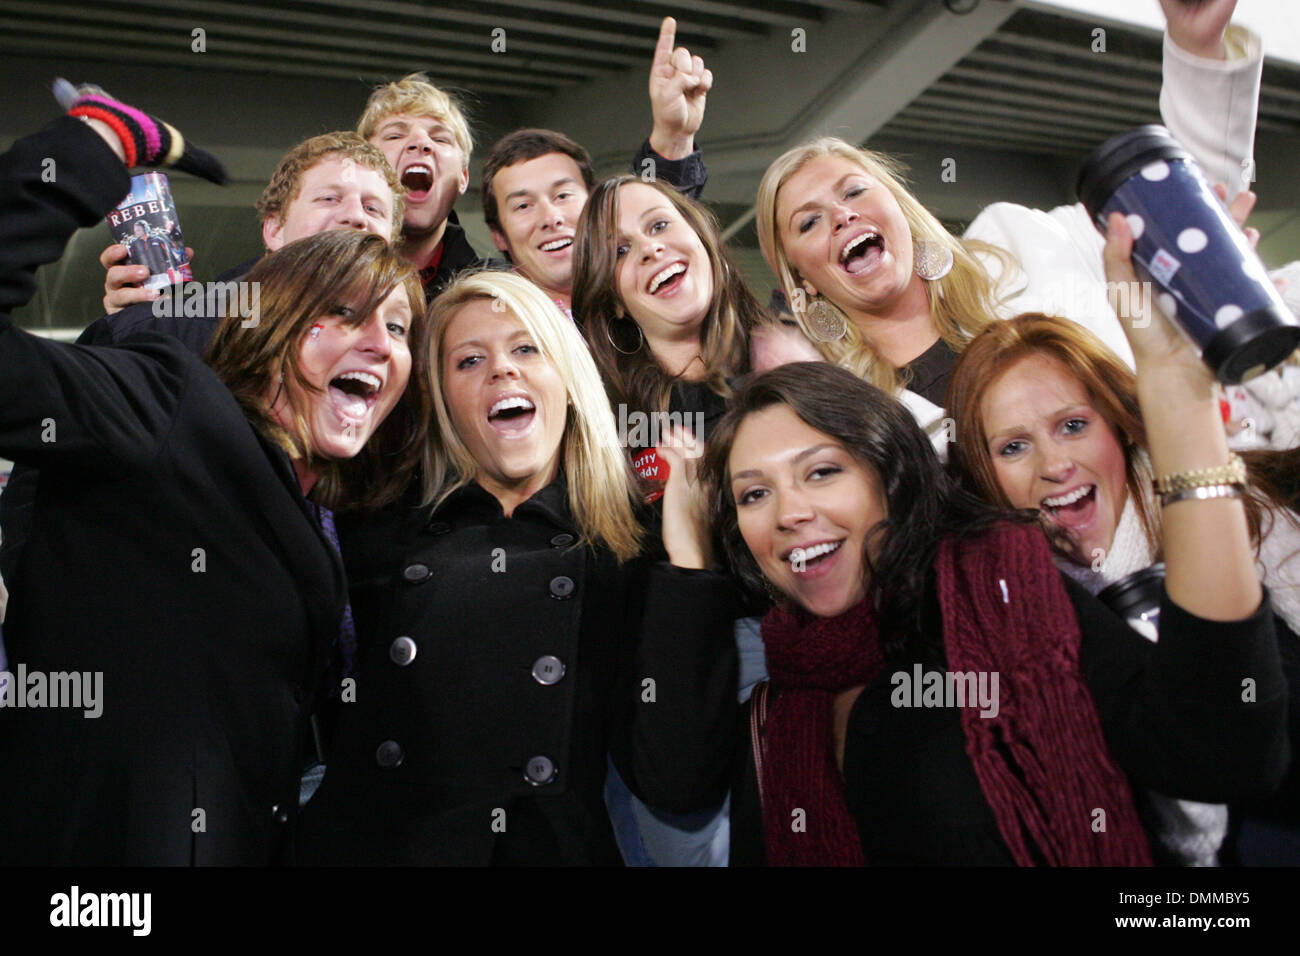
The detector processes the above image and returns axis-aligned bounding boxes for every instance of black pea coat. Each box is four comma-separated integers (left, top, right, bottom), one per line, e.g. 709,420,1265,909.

297,479,738,865
0,118,345,865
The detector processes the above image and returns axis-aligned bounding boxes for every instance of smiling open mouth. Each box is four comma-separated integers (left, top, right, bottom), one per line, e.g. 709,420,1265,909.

649,262,686,295
840,232,883,275
329,371,381,425
401,164,433,198
1041,484,1097,530
488,395,536,436
540,238,573,253
786,539,843,573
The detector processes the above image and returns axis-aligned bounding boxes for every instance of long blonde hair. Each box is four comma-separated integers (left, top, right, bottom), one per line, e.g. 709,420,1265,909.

756,137,1014,394
422,270,644,561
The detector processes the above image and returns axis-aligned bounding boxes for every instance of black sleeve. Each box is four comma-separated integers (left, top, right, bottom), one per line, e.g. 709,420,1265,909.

609,557,739,814
1072,575,1288,803
80,299,221,358
0,118,190,473
631,139,708,201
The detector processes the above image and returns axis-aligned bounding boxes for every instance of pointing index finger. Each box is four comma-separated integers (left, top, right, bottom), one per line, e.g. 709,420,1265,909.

654,16,677,68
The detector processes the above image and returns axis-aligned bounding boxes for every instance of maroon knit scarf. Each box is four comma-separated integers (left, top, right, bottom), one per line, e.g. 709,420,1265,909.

759,522,1152,866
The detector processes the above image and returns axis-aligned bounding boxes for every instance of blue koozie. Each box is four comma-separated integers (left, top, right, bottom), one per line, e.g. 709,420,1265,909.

1076,126,1299,384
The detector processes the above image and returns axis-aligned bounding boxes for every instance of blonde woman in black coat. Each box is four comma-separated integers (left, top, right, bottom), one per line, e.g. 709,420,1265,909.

298,271,738,865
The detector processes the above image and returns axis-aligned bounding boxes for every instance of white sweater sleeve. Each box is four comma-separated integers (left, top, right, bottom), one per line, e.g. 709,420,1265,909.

1160,25,1262,202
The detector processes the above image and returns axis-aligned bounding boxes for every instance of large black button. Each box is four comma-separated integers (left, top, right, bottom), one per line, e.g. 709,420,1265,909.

375,740,404,768
403,563,431,584
271,803,289,824
531,655,565,685
524,755,556,785
548,576,575,599
550,533,575,548
426,520,451,535
389,636,417,666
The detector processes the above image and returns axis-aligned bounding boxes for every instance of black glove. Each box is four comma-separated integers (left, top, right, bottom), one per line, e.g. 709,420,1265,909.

54,77,229,185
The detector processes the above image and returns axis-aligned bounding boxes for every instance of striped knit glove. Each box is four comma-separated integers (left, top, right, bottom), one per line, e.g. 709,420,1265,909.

54,77,229,185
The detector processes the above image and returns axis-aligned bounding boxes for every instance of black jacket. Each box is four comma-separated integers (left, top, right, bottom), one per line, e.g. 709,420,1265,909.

422,210,483,297
296,479,738,865
0,118,344,865
730,572,1288,865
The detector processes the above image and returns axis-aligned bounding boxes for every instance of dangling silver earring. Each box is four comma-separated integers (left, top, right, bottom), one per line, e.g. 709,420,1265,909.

913,238,954,281
805,295,847,342
606,318,644,356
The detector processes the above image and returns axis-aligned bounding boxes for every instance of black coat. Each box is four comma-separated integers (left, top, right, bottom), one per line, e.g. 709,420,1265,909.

0,118,344,865
296,479,738,865
730,573,1288,865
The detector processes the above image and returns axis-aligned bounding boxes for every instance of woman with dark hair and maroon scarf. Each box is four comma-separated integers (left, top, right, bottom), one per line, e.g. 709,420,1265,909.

700,217,1288,865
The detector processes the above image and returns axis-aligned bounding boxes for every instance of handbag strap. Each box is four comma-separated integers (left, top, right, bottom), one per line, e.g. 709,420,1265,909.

749,680,770,810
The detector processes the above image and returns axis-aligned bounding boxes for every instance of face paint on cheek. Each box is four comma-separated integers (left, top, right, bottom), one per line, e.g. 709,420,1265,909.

309,323,323,340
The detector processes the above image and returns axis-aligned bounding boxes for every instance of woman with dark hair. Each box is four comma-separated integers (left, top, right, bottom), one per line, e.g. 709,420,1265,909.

705,359,1284,865
572,173,818,866
701,212,1288,863
0,95,426,865
573,174,787,440
946,308,1300,865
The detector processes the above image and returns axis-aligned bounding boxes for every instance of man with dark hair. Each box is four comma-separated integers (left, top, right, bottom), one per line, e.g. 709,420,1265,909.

481,16,712,315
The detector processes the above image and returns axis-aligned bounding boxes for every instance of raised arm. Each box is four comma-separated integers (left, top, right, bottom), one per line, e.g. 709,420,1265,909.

0,90,227,472
632,16,711,199
1158,0,1261,201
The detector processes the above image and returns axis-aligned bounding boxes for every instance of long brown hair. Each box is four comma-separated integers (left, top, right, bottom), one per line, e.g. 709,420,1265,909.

572,175,761,416
947,312,1272,555
206,229,429,510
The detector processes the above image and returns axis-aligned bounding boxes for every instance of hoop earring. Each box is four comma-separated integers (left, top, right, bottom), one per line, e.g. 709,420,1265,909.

805,295,847,342
913,238,954,281
606,318,645,356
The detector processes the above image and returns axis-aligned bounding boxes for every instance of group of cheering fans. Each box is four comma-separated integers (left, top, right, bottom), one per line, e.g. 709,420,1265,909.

0,1,1297,867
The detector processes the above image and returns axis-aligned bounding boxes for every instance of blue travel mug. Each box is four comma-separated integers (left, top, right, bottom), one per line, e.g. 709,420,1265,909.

1076,126,1299,384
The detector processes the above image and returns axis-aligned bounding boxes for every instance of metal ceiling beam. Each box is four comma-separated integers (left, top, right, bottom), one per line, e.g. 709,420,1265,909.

882,117,1093,154
302,0,735,47
904,93,1138,138
963,48,1160,96
0,10,605,83
0,18,578,91
24,0,643,66
0,37,554,98
614,0,822,29
933,71,1159,123
467,0,778,34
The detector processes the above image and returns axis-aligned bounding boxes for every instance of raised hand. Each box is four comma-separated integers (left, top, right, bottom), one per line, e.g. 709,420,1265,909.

1158,0,1237,60
55,78,229,184
656,423,712,570
99,242,195,313
1103,211,1210,385
648,17,713,161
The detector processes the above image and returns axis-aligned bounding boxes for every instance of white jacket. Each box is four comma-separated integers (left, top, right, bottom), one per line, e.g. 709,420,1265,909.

961,26,1263,373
